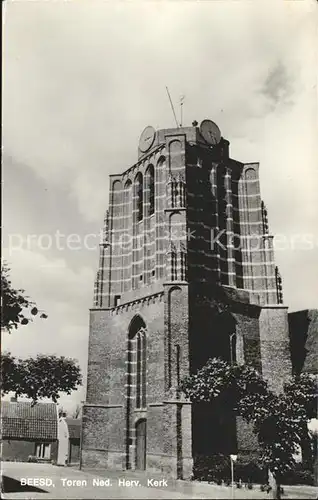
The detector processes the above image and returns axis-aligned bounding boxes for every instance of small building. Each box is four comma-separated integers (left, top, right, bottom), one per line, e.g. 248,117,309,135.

57,416,81,466
66,418,81,465
1,400,58,462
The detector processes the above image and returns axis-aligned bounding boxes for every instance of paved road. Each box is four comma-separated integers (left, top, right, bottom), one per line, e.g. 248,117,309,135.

1,462,317,499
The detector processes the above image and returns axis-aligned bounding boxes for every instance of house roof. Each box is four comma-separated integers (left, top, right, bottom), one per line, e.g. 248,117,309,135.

1,401,58,440
65,418,81,440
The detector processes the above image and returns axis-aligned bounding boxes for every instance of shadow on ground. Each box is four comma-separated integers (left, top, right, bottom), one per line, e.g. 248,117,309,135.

1,476,48,493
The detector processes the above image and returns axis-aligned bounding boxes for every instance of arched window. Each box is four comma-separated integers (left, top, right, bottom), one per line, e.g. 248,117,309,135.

134,173,143,222
124,179,132,206
146,165,155,216
127,316,147,410
136,329,146,408
124,179,132,229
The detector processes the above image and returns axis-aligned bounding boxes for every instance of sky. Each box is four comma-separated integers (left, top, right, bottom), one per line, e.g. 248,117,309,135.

2,0,318,413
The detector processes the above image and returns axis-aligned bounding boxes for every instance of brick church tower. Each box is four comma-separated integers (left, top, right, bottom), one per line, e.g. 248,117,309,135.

81,120,292,478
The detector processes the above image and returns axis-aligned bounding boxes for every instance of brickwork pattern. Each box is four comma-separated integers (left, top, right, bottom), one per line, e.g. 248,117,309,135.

84,123,293,478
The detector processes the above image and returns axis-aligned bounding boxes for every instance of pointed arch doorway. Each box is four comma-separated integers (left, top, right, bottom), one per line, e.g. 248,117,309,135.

135,418,147,470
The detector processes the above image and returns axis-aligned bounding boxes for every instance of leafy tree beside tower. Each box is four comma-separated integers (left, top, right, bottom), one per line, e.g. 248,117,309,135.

181,358,317,499
1,262,82,404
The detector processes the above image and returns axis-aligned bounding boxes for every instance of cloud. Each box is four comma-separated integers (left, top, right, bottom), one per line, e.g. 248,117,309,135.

2,0,317,411
3,0,316,223
261,61,295,109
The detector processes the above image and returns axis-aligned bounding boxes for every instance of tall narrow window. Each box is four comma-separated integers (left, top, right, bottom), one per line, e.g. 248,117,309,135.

136,333,141,407
217,165,228,284
171,252,178,281
176,345,181,387
124,179,132,229
149,165,155,215
136,329,146,408
135,173,143,222
144,165,155,217
127,317,147,413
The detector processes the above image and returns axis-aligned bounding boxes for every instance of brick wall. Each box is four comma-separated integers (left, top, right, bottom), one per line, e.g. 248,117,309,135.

84,283,193,478
2,439,35,462
84,123,293,478
83,294,166,470
259,306,292,393
188,283,263,458
1,439,57,462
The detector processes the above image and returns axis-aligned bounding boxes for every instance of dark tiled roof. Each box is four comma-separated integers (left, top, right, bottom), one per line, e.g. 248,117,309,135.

1,401,58,440
65,418,81,440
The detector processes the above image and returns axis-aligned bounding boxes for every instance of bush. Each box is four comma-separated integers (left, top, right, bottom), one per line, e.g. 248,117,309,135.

281,464,315,485
235,458,267,484
193,454,267,485
193,454,230,482
27,455,38,463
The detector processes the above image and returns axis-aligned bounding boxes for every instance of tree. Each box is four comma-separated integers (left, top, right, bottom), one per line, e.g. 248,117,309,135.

283,373,317,420
1,263,47,333
1,352,82,405
284,373,318,470
181,358,317,499
1,265,82,404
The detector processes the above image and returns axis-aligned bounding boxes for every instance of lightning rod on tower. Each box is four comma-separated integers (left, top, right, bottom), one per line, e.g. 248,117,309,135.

165,87,179,128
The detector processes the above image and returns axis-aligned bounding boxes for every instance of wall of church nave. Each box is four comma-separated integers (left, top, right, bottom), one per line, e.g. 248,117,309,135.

236,416,259,455
232,310,262,372
188,287,262,374
259,306,292,393
192,403,237,457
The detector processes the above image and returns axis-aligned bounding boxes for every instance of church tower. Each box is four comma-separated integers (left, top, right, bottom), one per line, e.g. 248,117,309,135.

81,120,292,478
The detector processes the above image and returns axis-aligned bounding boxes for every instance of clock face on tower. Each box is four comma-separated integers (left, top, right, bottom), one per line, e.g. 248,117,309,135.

199,119,221,146
139,126,156,153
